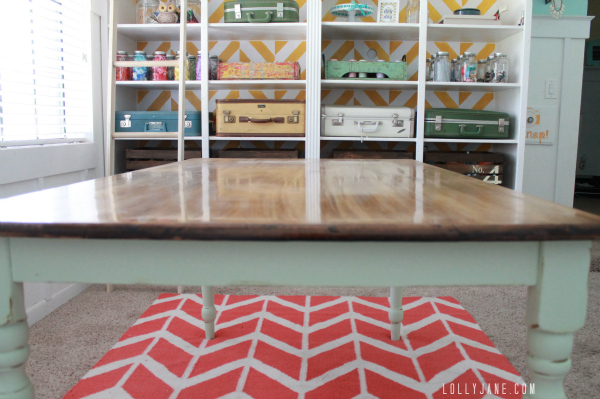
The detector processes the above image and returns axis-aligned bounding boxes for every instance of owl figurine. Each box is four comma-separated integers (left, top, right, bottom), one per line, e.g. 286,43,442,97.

157,0,179,24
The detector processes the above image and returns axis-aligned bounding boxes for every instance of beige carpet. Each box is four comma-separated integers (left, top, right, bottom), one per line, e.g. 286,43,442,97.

27,272,600,399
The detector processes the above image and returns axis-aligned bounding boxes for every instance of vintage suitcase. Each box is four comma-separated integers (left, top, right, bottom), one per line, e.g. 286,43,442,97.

217,62,300,80
321,105,414,138
424,108,510,139
324,60,407,81
115,111,201,136
216,99,305,137
224,0,300,23
424,151,504,185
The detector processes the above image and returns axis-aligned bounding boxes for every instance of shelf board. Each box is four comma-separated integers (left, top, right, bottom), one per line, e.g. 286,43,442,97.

427,24,524,43
321,137,417,142
209,80,306,90
321,80,418,90
116,81,202,89
424,138,518,144
426,82,520,92
321,22,420,41
208,23,307,41
117,24,201,41
209,136,305,141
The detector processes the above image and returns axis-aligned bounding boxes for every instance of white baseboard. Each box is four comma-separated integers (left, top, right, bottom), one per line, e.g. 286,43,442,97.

27,283,91,326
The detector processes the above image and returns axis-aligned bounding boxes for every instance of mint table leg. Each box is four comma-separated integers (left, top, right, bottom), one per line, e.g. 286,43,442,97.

524,241,591,399
201,286,216,339
0,238,33,399
389,286,404,341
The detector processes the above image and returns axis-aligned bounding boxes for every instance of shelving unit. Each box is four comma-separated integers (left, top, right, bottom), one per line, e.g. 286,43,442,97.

106,0,532,191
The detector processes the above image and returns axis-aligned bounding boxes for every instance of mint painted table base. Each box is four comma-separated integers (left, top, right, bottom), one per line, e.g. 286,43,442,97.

0,238,591,399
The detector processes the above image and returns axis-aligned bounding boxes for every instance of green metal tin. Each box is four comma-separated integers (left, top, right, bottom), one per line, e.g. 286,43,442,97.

424,108,510,139
324,60,407,80
223,0,300,23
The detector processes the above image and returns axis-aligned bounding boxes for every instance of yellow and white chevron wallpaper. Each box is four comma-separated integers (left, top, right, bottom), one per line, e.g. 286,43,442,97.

130,0,501,154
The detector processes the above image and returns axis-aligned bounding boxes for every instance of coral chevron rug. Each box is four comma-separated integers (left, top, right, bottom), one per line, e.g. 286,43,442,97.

64,294,525,399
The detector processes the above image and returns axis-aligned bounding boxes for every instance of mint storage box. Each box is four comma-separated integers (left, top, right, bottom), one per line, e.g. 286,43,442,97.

424,108,509,139
115,111,201,136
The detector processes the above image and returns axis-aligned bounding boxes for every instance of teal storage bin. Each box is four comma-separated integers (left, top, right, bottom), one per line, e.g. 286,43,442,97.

115,111,201,136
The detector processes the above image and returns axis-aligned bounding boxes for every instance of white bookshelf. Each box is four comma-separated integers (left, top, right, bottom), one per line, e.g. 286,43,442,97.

106,0,532,190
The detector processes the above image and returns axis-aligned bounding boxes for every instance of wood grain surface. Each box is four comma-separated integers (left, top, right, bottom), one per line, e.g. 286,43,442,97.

1,159,600,241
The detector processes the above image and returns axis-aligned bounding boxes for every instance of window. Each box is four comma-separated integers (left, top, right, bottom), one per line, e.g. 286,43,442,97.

0,0,92,147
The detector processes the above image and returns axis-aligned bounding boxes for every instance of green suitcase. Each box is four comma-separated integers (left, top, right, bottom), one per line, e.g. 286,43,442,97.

224,0,300,23
424,108,510,139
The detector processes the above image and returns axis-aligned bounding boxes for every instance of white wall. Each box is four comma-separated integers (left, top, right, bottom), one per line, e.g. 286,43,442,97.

522,16,592,206
0,0,109,325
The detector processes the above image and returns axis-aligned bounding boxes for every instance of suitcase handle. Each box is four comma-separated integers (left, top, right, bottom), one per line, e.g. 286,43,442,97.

240,117,285,124
144,121,166,132
356,121,381,133
459,124,484,135
247,11,272,23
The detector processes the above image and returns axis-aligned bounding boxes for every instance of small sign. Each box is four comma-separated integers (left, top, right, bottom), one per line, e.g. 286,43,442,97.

377,1,399,23
525,106,557,145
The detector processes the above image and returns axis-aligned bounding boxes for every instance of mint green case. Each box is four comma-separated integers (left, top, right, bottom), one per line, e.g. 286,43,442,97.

223,0,300,23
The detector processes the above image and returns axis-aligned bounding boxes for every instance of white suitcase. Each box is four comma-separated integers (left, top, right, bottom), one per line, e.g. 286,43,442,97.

321,105,415,139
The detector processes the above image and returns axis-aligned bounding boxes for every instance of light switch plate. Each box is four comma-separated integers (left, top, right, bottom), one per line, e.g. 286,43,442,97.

545,80,557,99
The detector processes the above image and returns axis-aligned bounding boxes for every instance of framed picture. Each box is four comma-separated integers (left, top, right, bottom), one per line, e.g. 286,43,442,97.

377,0,400,23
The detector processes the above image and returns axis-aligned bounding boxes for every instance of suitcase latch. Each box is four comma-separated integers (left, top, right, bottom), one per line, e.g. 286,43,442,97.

435,115,443,131
498,118,505,133
332,113,344,126
277,3,284,18
234,3,242,19
223,110,235,123
287,110,300,124
392,113,404,127
120,114,131,128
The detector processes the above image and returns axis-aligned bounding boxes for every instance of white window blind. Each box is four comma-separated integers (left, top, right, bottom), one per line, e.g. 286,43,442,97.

0,0,92,146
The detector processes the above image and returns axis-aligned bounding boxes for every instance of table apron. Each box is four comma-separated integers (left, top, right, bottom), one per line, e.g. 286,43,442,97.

9,238,542,287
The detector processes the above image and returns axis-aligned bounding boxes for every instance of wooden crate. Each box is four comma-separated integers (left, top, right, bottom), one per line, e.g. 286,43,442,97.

332,150,414,160
424,151,504,185
125,148,203,171
218,149,299,158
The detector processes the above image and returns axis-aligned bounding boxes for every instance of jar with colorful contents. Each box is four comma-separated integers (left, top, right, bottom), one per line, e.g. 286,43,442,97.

137,0,160,24
153,51,168,81
196,51,202,80
176,0,201,23
461,52,476,82
187,55,196,81
174,51,190,81
132,51,147,81
116,51,131,81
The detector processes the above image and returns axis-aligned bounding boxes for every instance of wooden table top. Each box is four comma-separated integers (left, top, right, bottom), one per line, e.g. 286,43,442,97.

1,159,600,241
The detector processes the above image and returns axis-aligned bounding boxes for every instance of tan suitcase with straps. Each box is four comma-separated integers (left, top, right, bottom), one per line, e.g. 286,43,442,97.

216,99,305,137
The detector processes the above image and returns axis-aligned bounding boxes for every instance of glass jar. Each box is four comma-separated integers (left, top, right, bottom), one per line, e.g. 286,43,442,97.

425,58,431,81
167,54,175,81
137,0,160,24
406,0,420,24
174,51,189,81
462,52,476,82
450,59,457,82
132,51,147,81
187,55,196,81
116,51,131,81
455,55,463,82
493,53,509,83
477,59,487,82
177,0,201,23
434,52,450,82
146,54,154,81
153,51,168,81
196,51,202,80
485,55,495,83
429,54,436,81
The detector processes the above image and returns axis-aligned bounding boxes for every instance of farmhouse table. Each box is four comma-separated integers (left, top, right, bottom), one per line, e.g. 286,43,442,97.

1,158,599,399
